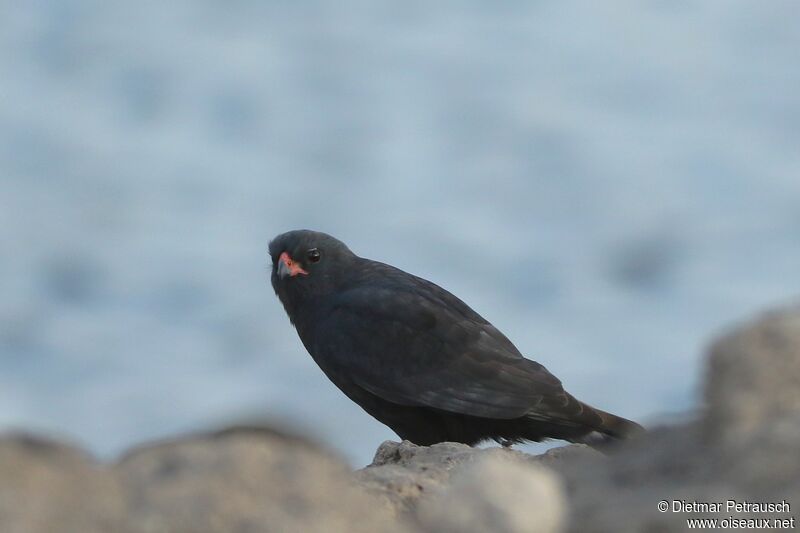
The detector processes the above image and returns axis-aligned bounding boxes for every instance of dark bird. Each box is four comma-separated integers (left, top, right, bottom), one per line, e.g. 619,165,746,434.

269,230,643,449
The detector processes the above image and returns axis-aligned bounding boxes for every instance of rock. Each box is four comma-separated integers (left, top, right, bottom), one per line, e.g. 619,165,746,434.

554,424,728,533
416,454,566,533
355,440,549,515
0,433,128,533
0,427,408,533
356,441,478,516
115,426,407,533
705,305,800,448
703,304,800,494
528,442,602,469
556,304,800,532
356,440,594,532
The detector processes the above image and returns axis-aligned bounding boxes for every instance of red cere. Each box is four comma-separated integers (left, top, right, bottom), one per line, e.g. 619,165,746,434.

279,252,309,276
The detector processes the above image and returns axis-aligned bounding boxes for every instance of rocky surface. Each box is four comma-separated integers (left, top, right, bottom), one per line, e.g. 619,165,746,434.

0,434,127,533
1,427,408,533
2,304,800,532
114,427,407,533
355,438,596,521
555,303,800,532
414,453,566,533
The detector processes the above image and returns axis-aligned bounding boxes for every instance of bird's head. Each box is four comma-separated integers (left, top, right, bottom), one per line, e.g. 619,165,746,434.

269,230,356,316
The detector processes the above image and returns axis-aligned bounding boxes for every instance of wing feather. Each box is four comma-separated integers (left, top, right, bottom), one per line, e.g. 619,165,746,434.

314,283,567,420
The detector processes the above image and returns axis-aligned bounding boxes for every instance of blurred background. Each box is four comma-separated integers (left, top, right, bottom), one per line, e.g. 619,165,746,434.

1,1,798,466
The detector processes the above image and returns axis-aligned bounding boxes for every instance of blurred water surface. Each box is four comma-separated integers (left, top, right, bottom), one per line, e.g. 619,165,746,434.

1,1,799,465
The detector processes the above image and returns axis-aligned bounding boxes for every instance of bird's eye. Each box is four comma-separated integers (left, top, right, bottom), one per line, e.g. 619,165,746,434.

307,248,321,263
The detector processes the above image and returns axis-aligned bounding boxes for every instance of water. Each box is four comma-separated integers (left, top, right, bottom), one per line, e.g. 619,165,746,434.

1,1,799,465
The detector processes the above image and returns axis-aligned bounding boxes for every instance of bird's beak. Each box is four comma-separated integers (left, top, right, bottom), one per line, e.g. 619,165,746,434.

277,252,308,279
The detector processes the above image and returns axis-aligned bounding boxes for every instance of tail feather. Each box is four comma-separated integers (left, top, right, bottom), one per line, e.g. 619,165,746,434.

523,393,644,450
576,403,645,449
593,405,644,439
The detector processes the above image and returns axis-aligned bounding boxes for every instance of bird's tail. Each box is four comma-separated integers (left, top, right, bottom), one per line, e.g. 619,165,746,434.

577,403,645,449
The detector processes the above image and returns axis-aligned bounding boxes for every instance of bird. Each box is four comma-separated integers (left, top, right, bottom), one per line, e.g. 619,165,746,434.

269,229,643,449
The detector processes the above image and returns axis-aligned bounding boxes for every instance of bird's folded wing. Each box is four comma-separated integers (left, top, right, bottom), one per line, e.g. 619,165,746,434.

317,287,566,420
